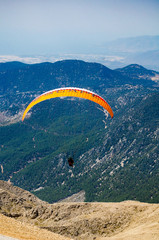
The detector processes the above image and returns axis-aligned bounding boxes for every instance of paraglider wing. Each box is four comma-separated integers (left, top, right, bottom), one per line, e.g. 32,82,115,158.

22,87,113,121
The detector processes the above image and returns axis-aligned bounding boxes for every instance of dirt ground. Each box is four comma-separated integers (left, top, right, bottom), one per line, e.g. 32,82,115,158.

0,213,72,240
97,201,159,240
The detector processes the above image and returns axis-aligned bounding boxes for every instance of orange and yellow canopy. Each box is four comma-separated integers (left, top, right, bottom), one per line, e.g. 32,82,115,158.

22,87,114,121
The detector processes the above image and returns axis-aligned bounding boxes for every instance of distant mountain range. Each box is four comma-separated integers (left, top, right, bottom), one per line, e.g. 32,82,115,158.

0,60,159,204
0,60,157,95
101,35,159,71
103,35,159,53
0,35,159,72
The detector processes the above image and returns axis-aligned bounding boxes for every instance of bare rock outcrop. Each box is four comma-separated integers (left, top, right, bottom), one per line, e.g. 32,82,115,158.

58,190,85,203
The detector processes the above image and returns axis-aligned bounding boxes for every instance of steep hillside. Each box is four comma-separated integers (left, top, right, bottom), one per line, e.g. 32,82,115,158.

1,88,158,203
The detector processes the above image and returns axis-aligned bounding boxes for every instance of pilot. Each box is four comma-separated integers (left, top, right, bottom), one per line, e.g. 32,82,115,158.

68,157,74,167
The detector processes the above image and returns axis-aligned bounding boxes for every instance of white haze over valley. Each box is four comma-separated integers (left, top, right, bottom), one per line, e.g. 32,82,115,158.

0,54,125,67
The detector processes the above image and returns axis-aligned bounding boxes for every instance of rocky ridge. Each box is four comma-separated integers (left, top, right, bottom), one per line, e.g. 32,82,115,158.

0,181,159,240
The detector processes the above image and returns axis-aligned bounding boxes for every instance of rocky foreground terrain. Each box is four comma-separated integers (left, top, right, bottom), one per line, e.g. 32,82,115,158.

0,180,159,240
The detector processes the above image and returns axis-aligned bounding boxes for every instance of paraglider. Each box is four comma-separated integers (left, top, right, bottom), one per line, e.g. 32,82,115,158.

22,87,114,167
22,87,114,121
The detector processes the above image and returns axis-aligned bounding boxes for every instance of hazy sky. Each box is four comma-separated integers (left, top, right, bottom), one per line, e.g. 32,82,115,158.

0,0,159,55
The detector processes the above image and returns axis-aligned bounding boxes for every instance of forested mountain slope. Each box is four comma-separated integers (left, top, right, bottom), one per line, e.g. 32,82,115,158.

0,60,158,203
